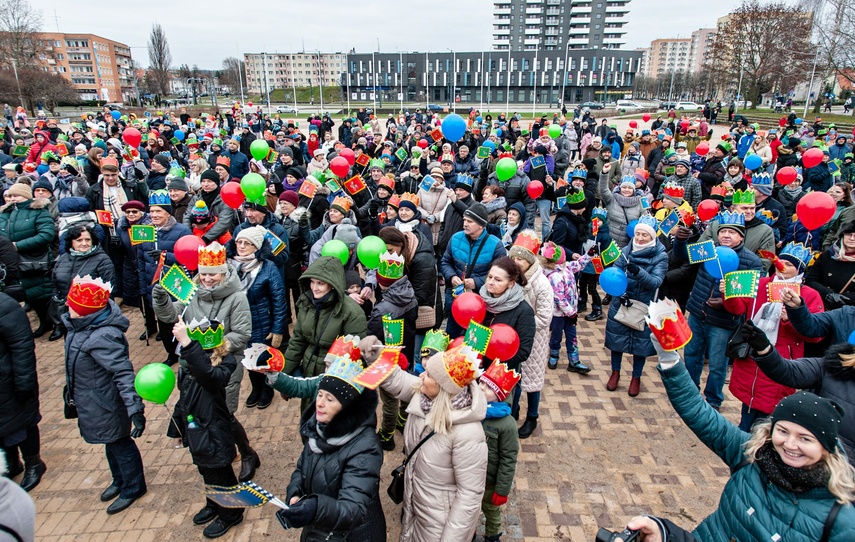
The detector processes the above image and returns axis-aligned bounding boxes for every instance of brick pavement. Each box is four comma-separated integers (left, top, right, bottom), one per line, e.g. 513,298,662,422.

21,302,736,541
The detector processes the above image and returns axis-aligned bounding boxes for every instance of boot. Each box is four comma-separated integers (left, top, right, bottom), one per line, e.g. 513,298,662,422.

577,300,587,314
606,370,620,391
567,346,591,374
395,411,408,435
19,456,46,492
31,322,53,339
238,450,260,482
256,387,274,410
48,326,65,342
547,349,559,370
4,455,23,479
485,534,503,542
603,294,613,306
585,307,604,321
244,388,262,408
518,416,538,439
377,429,395,451
628,377,641,397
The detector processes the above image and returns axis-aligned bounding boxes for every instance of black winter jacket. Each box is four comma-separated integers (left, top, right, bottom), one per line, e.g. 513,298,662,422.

481,292,536,372
550,207,588,257
436,195,473,256
52,246,115,302
0,293,39,438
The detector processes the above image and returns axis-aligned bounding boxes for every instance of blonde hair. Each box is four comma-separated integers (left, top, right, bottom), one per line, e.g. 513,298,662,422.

207,344,229,366
839,350,855,369
411,376,455,435
743,420,855,504
192,157,209,172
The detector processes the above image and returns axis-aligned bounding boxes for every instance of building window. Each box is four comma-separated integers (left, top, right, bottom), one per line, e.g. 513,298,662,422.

596,13,601,18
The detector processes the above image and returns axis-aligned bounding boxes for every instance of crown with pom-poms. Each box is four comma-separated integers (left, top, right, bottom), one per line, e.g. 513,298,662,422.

67,275,112,316
732,188,756,205
570,167,588,179
567,189,586,205
717,210,746,228
324,335,362,366
241,343,286,372
779,242,813,270
421,329,450,358
479,359,521,401
325,354,365,394
377,251,405,282
645,298,692,352
197,242,227,272
662,182,685,199
187,317,225,350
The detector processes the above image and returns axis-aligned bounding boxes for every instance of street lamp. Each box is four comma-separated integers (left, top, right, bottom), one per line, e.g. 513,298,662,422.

447,48,456,112
10,59,23,108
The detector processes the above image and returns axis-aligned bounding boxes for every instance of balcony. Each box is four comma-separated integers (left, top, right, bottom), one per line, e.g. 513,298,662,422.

524,38,542,45
526,0,542,3
494,26,510,34
569,26,589,35
545,28,559,36
526,17,542,24
546,8,560,15
528,7,543,14
546,17,560,25
495,7,511,14
546,0,561,4
571,5,592,15
569,36,589,46
494,0,511,4
606,4,630,13
545,39,560,46
525,27,540,35
571,16,591,24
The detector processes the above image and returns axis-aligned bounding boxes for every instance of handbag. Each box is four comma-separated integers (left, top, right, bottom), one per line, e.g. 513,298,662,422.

614,296,648,331
17,250,51,273
63,348,81,419
415,305,435,329
387,430,435,504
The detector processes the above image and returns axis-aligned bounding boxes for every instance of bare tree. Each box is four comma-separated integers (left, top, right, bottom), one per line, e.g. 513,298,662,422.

0,0,42,68
705,0,813,109
0,67,78,113
810,0,855,113
147,23,172,96
217,57,245,94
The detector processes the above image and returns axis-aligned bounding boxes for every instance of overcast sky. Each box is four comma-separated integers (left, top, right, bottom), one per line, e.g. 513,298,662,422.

32,0,742,68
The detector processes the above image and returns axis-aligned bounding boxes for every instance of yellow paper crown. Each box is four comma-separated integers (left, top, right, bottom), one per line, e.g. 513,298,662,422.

443,344,480,389
400,192,420,207
198,242,226,269
331,195,352,214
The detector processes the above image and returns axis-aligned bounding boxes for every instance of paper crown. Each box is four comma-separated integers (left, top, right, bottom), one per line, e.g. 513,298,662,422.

169,166,186,179
215,155,231,168
324,335,362,366
187,317,225,350
67,275,112,316
100,156,119,170
331,195,352,214
198,242,227,270
634,167,649,180
149,189,171,208
369,158,385,171
732,188,755,205
662,182,685,199
40,150,58,162
512,230,541,256
400,192,419,207
779,242,813,269
456,173,475,189
637,214,658,231
752,172,772,185
439,344,480,391
377,251,405,281
241,343,286,373
377,176,395,191
570,167,588,179
645,298,692,352
542,241,566,265
441,153,455,163
677,208,696,228
325,354,365,395
710,185,729,198
479,360,521,401
717,210,746,228
567,189,586,205
592,206,608,221
756,209,775,226
421,329,450,358
387,193,401,208
620,174,637,186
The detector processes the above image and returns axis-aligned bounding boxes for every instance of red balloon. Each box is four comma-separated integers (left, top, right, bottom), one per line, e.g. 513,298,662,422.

174,235,206,271
221,182,245,209
339,148,356,166
329,156,350,178
485,324,520,363
777,166,798,186
451,292,487,328
695,142,709,156
642,113,651,123
697,199,720,222
796,191,836,230
527,180,544,199
629,121,638,129
802,147,824,169
448,336,465,350
122,127,142,148
417,139,429,149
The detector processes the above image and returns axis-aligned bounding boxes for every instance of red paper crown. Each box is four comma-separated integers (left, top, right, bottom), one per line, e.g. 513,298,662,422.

646,299,692,352
512,230,541,256
100,157,119,170
710,185,729,198
400,192,419,207
215,156,231,168
67,275,112,316
387,194,401,208
663,183,685,199
325,335,361,365
198,243,226,269
634,167,649,180
443,344,479,389
498,151,514,160
378,177,395,191
479,360,521,401
677,208,696,227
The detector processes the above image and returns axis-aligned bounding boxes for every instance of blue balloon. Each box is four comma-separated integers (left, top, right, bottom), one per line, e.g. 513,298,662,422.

599,267,628,297
848,329,855,346
795,118,803,125
110,110,121,120
483,140,496,151
743,154,762,171
476,116,483,123
495,129,502,138
626,220,638,238
440,114,467,142
703,246,740,279
174,130,185,142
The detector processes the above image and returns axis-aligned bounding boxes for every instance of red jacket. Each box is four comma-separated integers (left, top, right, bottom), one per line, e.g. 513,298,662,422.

769,139,782,164
25,130,58,164
723,277,824,414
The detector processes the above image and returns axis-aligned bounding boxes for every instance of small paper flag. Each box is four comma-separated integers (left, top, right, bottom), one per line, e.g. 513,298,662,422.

658,210,680,236
592,217,600,235
96,210,113,227
724,270,759,299
344,175,367,195
382,314,404,346
592,256,604,274
430,128,444,143
56,145,69,157
601,240,622,267
687,240,717,264
477,146,491,159
418,177,434,193
768,282,800,303
355,153,370,167
266,149,278,163
555,177,568,189
530,155,546,169
150,250,166,285
325,179,342,193
353,348,404,389
12,145,28,157
395,147,408,161
130,224,156,245
160,264,197,304
170,136,180,145
464,320,492,355
264,230,286,256
298,182,317,199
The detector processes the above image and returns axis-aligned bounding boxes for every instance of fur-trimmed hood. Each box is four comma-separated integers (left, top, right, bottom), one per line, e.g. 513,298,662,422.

299,388,378,445
823,342,855,381
0,196,51,213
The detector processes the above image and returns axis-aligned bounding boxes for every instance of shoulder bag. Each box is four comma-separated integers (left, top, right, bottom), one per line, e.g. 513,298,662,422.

387,430,435,504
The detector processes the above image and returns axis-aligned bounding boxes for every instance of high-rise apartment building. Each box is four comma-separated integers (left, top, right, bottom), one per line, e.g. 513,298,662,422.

492,0,630,52
640,28,716,77
244,52,347,95
689,28,716,73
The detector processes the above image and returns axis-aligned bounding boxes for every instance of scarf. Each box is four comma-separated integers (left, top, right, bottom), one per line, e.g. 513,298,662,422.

395,216,419,233
755,442,830,493
631,238,656,252
200,186,221,209
483,196,507,215
612,191,642,209
783,184,803,198
502,222,520,247
101,179,127,232
832,241,855,262
70,246,98,258
754,274,801,345
480,282,525,314
230,255,263,291
420,385,473,414
307,417,364,454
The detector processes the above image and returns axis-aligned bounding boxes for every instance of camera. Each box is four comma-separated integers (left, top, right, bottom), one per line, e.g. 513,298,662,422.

595,527,639,542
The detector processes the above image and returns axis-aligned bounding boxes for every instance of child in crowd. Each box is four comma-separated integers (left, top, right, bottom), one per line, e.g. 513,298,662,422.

345,270,373,318
543,241,594,372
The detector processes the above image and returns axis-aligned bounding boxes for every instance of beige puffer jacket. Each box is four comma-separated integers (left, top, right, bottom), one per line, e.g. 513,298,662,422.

417,182,452,244
381,368,488,542
521,261,555,393
750,137,773,166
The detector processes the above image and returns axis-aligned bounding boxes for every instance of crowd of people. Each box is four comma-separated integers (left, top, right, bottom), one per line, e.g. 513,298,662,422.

1,101,855,541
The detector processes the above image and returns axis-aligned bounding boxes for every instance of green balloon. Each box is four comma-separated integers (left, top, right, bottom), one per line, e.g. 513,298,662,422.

548,124,562,139
134,363,176,404
240,173,267,201
495,157,517,182
357,235,386,269
250,139,270,161
321,239,350,266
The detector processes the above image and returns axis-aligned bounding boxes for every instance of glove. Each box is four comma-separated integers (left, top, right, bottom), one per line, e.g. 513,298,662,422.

426,215,436,224
491,493,509,506
358,335,383,364
825,292,850,306
276,496,318,530
587,245,598,257
674,226,692,241
413,362,425,376
626,262,639,276
130,412,146,439
368,199,380,215
298,212,310,227
267,333,283,348
14,389,34,403
648,333,680,365
741,320,772,352
152,283,170,305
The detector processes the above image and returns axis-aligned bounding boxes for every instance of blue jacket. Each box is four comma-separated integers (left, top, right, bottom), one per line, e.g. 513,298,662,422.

243,259,287,344
135,219,192,301
440,229,507,290
675,240,763,329
230,214,289,282
219,148,249,179
660,361,855,541
736,133,755,159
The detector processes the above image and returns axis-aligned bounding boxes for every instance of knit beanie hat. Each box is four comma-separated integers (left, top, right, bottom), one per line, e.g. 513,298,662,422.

333,224,361,250
278,190,299,207
168,177,189,191
430,167,444,180
190,200,212,224
32,179,53,194
771,391,844,452
236,225,267,250
634,221,657,241
200,169,220,185
463,203,489,227
152,154,171,170
674,158,690,171
5,183,32,200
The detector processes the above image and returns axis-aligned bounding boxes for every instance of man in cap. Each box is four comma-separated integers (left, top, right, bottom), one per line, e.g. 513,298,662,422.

437,170,476,257
147,155,169,191
220,139,249,179
167,176,192,223
695,142,728,199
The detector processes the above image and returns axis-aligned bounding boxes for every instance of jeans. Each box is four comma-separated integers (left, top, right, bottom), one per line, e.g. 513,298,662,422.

683,315,733,409
105,436,146,499
549,315,577,354
413,333,425,367
199,465,243,521
739,404,770,432
536,198,553,241
511,386,540,419
610,350,647,378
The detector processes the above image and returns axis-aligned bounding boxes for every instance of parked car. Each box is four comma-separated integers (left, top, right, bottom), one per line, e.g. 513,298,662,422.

676,101,703,110
427,104,446,112
734,100,753,108
104,103,124,111
659,101,679,110
580,101,605,110
276,105,299,114
616,100,643,112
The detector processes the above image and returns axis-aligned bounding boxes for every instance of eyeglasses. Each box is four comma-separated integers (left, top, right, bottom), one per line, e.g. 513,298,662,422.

235,239,255,246
125,210,141,215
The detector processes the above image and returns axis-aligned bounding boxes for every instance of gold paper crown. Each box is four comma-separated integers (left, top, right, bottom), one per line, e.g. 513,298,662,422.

710,185,729,198
645,298,692,352
479,360,521,401
331,195,352,214
377,250,405,280
325,354,365,394
512,230,541,256
67,275,112,315
387,194,401,208
662,182,685,199
400,192,420,207
197,242,226,269
732,188,755,205
567,189,586,205
442,344,480,389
